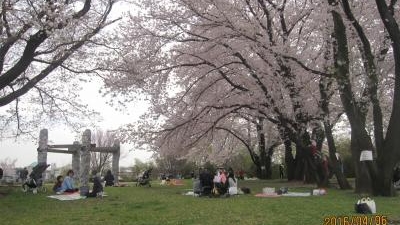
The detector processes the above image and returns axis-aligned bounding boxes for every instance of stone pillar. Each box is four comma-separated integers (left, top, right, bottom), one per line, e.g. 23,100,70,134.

80,129,91,196
112,140,120,185
71,141,80,177
38,129,48,180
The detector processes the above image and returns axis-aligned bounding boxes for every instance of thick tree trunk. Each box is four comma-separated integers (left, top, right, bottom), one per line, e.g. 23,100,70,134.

255,117,275,179
292,130,322,184
256,117,267,179
374,0,400,196
329,0,379,194
350,131,374,194
294,143,305,181
323,121,352,189
284,139,296,181
265,155,272,179
341,0,384,153
319,63,352,189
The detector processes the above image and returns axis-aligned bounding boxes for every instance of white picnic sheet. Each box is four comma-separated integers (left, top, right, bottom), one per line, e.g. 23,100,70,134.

47,192,86,201
282,192,311,197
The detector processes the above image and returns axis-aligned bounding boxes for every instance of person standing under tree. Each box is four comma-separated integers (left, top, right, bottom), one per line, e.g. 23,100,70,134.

279,164,285,179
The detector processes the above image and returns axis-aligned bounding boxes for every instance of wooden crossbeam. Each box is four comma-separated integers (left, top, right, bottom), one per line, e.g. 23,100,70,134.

47,144,77,148
42,144,116,153
47,144,96,149
91,147,119,153
47,148,75,154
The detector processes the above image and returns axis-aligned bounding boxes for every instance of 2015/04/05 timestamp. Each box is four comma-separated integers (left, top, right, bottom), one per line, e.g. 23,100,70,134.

323,215,388,225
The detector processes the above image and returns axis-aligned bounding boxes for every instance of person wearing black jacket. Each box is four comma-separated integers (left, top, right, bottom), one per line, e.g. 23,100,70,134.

104,170,114,187
86,170,103,198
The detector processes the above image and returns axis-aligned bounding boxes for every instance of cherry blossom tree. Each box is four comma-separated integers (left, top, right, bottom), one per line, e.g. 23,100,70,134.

104,0,342,185
102,0,397,194
0,0,118,137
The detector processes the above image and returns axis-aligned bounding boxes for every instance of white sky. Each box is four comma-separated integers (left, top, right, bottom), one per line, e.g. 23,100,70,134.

0,80,153,168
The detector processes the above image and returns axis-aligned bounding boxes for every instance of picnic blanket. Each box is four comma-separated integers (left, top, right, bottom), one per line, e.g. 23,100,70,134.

282,192,311,197
254,193,281,198
171,179,184,186
47,192,86,201
255,192,316,197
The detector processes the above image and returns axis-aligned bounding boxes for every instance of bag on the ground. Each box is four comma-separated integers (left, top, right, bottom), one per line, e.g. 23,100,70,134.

355,197,376,214
193,179,201,194
212,187,219,195
312,189,327,196
277,187,288,195
241,187,250,194
262,187,275,194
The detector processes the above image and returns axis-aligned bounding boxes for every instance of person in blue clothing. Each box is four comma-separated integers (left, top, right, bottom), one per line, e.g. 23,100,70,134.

60,169,78,193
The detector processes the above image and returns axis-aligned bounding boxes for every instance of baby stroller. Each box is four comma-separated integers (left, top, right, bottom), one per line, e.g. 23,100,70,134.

22,163,50,194
136,169,152,187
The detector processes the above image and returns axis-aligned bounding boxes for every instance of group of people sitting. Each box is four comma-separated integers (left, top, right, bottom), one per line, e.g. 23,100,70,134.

196,167,237,197
52,169,115,197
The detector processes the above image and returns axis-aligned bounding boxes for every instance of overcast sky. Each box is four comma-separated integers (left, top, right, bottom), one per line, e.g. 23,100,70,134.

0,80,152,169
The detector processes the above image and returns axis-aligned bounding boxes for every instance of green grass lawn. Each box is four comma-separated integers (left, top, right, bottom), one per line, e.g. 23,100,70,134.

0,179,399,225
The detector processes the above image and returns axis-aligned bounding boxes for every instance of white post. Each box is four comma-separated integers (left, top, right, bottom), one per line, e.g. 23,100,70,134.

38,129,48,180
112,140,120,185
71,141,80,177
80,129,91,196
38,129,48,163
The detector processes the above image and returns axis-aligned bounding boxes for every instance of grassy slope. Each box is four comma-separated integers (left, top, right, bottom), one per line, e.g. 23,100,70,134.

0,180,399,225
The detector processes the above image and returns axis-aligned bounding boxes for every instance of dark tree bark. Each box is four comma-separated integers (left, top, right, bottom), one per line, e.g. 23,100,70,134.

327,0,400,196
328,0,380,194
374,0,400,196
255,117,279,179
293,129,320,184
283,138,296,181
319,62,352,189
256,117,268,179
323,121,352,189
341,0,384,153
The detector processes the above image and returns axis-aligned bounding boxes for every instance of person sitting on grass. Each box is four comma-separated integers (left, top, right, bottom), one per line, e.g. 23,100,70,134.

213,168,228,195
60,169,79,193
104,170,114,187
53,175,63,193
227,167,238,195
199,168,213,195
86,170,103,198
227,167,237,187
